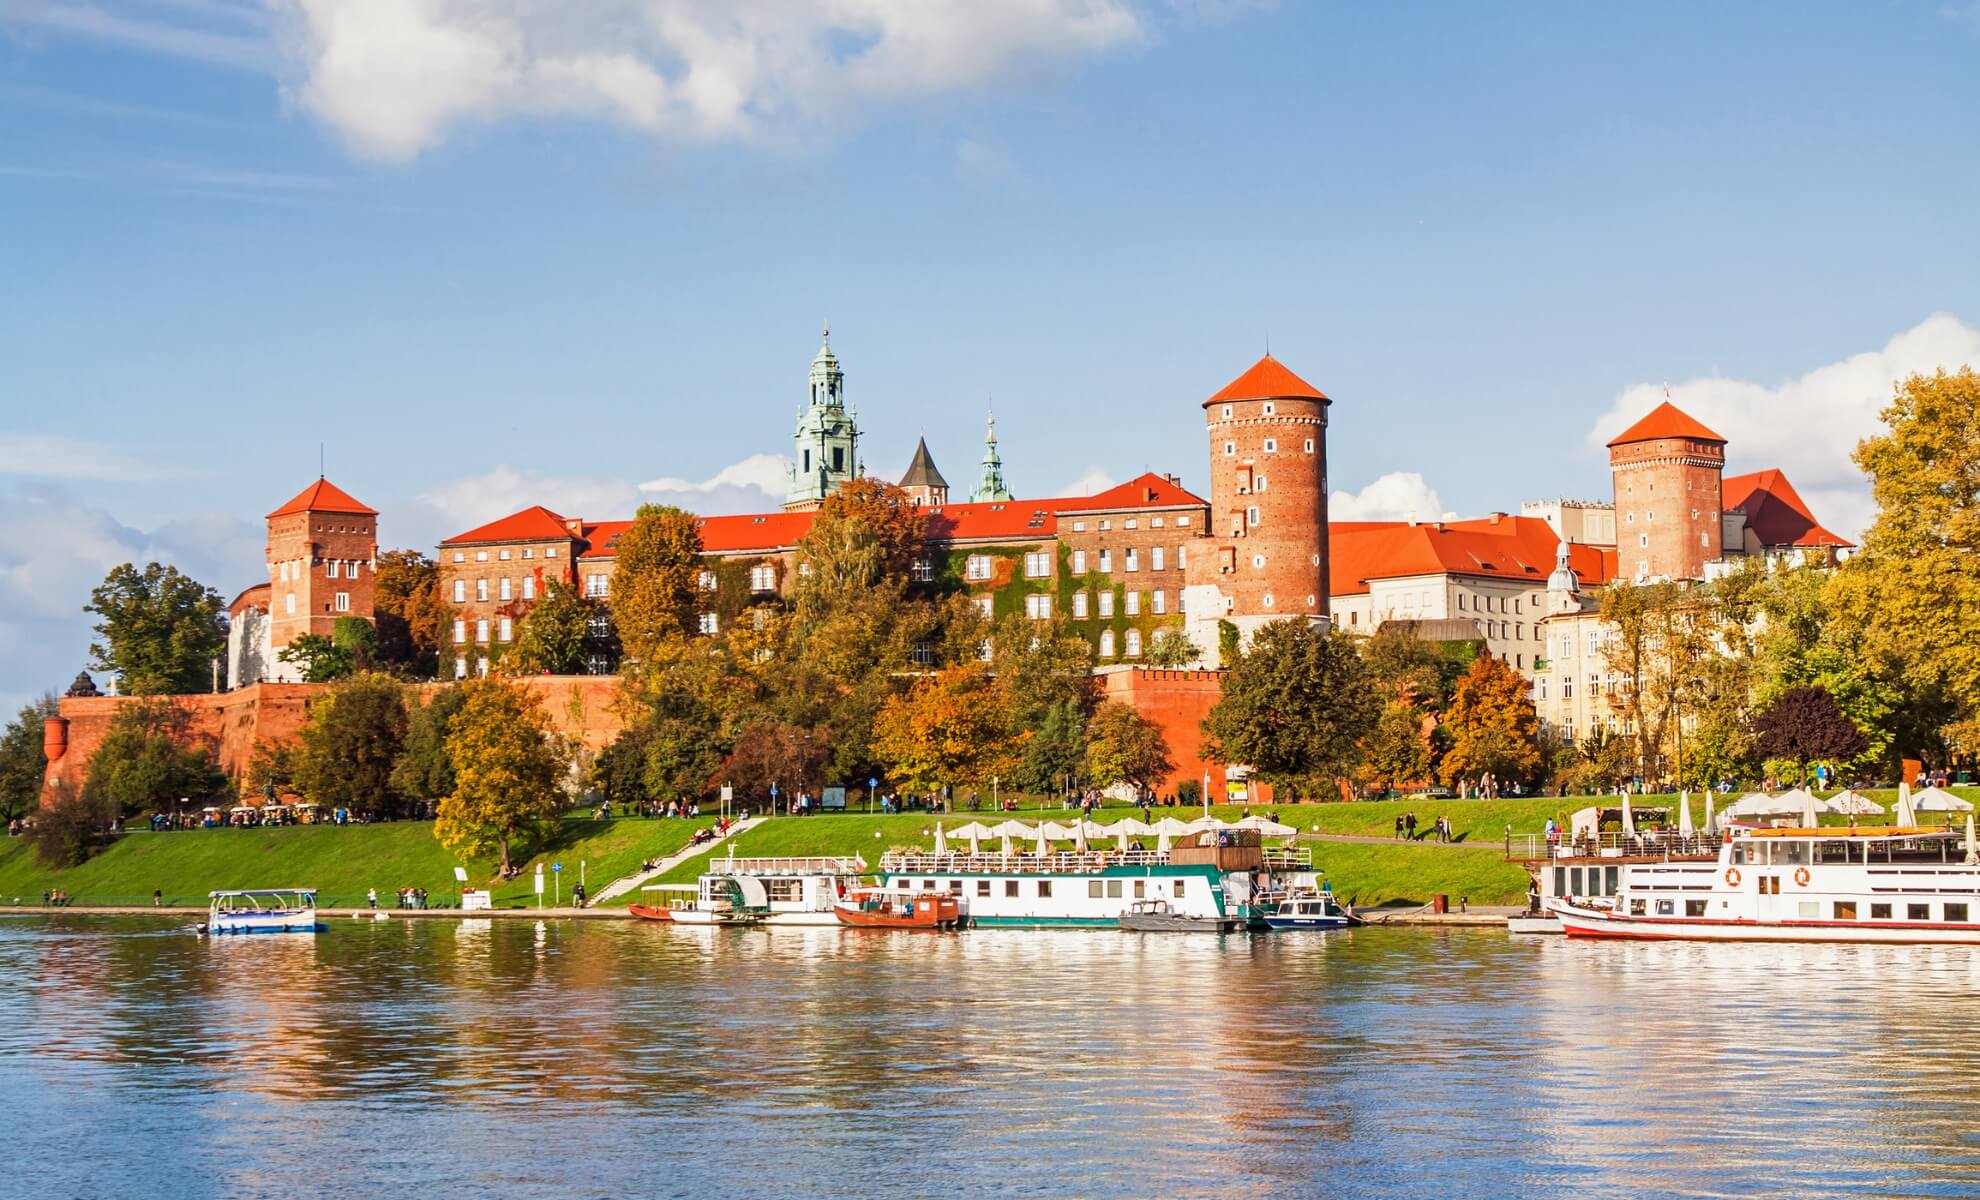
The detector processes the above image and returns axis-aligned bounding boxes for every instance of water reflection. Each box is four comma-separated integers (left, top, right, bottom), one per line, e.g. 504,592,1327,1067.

6,917,1980,1198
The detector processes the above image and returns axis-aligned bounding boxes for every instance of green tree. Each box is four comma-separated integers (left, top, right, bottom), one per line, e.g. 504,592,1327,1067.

1752,685,1869,786
276,616,377,683
594,723,656,806
1359,698,1434,797
79,699,227,819
85,562,226,694
610,504,705,668
1202,620,1378,795
0,695,59,825
1438,655,1542,786
392,685,468,808
28,778,114,868
1085,701,1174,793
372,549,445,674
1145,628,1201,668
435,677,569,875
506,578,604,675
291,674,410,817
1013,698,1086,796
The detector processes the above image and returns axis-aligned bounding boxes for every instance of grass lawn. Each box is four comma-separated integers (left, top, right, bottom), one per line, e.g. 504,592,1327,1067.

1307,842,1530,907
0,812,716,909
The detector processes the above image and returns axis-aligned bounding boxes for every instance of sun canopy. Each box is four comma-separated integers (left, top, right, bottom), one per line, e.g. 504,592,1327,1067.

1826,790,1884,816
1913,786,1974,813
1227,815,1296,837
1722,792,1802,819
946,822,996,841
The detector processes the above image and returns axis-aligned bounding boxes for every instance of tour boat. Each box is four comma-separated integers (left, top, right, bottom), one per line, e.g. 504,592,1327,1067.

1544,825,1980,943
1117,898,1239,933
654,856,862,926
198,888,324,935
833,888,963,930
876,830,1310,929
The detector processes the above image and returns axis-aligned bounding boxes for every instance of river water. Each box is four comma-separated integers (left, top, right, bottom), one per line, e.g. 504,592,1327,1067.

5,917,1980,1199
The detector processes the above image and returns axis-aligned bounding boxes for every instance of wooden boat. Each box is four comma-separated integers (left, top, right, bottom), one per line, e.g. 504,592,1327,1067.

627,903,674,922
834,888,962,930
1117,898,1239,933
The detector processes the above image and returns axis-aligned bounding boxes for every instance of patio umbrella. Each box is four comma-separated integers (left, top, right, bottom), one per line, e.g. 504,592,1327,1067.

1724,791,1799,820
1967,813,1978,865
1794,787,1820,828
1229,815,1296,836
968,828,982,855
1034,824,1050,857
1703,791,1717,836
1827,790,1884,818
1116,826,1131,852
1157,828,1172,854
1073,820,1088,852
1621,792,1636,837
1677,790,1695,837
1896,781,1918,827
1001,831,1013,857
934,824,948,855
1913,786,1974,814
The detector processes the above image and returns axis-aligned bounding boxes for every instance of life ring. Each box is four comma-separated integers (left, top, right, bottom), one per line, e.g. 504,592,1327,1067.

1724,868,1742,887
1794,867,1811,888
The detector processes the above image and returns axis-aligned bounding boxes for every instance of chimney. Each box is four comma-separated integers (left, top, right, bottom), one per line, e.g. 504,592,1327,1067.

1489,511,1505,525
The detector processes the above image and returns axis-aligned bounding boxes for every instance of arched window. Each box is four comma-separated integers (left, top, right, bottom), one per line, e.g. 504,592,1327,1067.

1099,629,1116,657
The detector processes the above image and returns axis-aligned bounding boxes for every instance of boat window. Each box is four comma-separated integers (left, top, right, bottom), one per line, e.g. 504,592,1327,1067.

1835,901,1857,920
1685,900,1707,917
1798,902,1820,919
1038,881,1053,898
1909,903,1931,921
1817,841,1854,864
1089,881,1104,899
923,879,937,890
1871,903,1892,919
1107,880,1123,899
1656,900,1674,916
1005,881,1019,897
1604,867,1619,894
1729,844,1749,866
1173,881,1186,898
1553,867,1566,895
950,880,962,893
1948,903,1969,923
977,881,991,897
1780,842,1809,866
1629,899,1646,915
768,879,801,903
1570,867,1584,895
1134,881,1146,898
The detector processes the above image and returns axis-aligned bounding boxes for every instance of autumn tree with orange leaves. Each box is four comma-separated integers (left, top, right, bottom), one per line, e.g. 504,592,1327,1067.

1437,654,1542,786
871,665,1022,797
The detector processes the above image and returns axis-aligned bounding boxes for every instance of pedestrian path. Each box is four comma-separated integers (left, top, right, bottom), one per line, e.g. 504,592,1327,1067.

1299,831,1490,849
591,817,766,903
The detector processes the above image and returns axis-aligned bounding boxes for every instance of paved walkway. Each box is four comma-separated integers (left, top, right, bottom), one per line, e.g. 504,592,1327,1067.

590,817,766,903
1300,831,1497,849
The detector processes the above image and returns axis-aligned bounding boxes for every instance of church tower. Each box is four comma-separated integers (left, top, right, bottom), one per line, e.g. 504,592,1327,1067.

971,412,1014,503
785,327,861,511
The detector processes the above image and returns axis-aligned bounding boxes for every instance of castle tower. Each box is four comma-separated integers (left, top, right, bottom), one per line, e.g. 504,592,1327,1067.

899,436,949,507
1606,400,1726,581
264,477,378,682
785,327,861,511
1181,354,1330,663
971,411,1013,503
1546,539,1583,616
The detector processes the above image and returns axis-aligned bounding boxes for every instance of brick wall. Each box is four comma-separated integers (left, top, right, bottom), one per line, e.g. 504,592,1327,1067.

1098,665,1283,803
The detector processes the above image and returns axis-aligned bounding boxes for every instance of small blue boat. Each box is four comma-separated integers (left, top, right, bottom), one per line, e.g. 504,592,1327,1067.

1260,884,1355,931
198,888,325,935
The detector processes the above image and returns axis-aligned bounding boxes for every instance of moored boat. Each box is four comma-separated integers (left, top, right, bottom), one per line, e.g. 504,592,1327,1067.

627,903,674,922
661,857,862,926
1118,898,1238,933
833,888,962,930
1259,884,1355,931
198,888,324,935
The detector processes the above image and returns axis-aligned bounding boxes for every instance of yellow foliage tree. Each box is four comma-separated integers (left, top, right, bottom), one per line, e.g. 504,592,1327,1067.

871,665,1021,797
435,677,569,876
609,503,704,670
1438,655,1541,786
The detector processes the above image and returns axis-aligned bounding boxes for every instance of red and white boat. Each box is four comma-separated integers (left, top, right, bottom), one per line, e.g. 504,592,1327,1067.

1548,823,1980,944
833,888,962,930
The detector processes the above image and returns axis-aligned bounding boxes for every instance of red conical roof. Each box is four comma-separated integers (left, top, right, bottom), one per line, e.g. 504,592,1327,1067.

1206,354,1329,406
267,477,376,519
1606,401,1726,448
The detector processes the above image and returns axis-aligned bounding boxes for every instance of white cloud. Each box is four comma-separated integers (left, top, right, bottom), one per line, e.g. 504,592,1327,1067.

1058,466,1117,496
0,0,271,69
0,483,261,714
0,433,191,482
1330,471,1447,523
1587,313,1980,540
641,452,788,503
270,0,1146,161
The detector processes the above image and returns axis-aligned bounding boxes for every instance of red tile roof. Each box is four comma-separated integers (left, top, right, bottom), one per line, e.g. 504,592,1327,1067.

1054,472,1206,513
1606,401,1726,448
267,477,376,519
1206,354,1329,405
1723,469,1853,549
228,582,271,615
1329,515,1617,596
443,505,577,546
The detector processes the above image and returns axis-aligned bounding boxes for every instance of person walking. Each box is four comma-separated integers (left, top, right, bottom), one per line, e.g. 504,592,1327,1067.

152,888,162,907
366,887,377,910
1394,814,1406,840
1405,812,1418,841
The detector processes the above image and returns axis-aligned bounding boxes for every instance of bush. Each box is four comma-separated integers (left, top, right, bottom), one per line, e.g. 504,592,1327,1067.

30,779,114,868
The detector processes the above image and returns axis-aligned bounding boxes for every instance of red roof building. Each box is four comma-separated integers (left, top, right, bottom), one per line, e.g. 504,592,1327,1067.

1605,401,1727,448
1723,469,1852,551
267,477,377,519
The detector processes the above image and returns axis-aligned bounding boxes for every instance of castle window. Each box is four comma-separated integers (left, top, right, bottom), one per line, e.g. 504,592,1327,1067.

1691,509,1699,520
1647,510,1655,522
1073,591,1089,619
476,657,488,678
585,575,608,598
1247,507,1261,527
1262,402,1276,416
1152,590,1167,615
523,548,534,559
909,642,934,666
752,564,779,591
1263,439,1277,453
1025,552,1052,578
1126,591,1141,616
1071,550,1087,575
1100,629,1116,657
1151,516,1164,528
1255,476,1268,493
1177,545,1187,569
1639,534,1649,548
1223,442,1235,457
967,555,994,582
1099,591,1115,618
1563,676,1573,698
1700,533,1710,547
455,657,467,680
334,592,349,613
476,551,488,562
1151,547,1165,571
326,560,339,579
522,575,535,600
1125,518,1138,530
1220,405,1233,419
1263,594,1274,608
832,447,845,472
698,612,718,635
499,578,512,602
1098,549,1112,572
452,552,465,563
909,558,933,583
1177,515,1191,527
1124,629,1142,657
1304,439,1314,453
453,619,466,643
1025,593,1052,620
281,591,294,612
1124,548,1139,573
475,619,489,643
1071,521,1085,532
498,617,512,643
975,596,994,619
499,549,511,561
699,571,717,591
545,548,558,558
1099,520,1111,531
475,579,488,603
453,580,466,603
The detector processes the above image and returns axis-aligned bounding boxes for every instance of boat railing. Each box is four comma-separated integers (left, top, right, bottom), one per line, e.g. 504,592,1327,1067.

1505,832,1725,863
705,856,863,876
881,847,1313,874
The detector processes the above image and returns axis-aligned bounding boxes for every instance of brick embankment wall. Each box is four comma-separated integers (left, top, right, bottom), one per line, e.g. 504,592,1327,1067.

1098,666,1276,803
42,676,631,804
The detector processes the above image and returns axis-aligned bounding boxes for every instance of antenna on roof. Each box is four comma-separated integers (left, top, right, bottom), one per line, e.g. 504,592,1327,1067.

319,442,325,479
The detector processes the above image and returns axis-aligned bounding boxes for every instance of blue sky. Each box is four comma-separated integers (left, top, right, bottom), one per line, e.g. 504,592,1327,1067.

4,1,1980,710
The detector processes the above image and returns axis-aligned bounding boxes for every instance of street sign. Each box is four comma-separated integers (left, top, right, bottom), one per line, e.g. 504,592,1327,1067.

453,867,469,883
533,872,545,894
720,785,733,803
869,777,878,789
552,862,562,873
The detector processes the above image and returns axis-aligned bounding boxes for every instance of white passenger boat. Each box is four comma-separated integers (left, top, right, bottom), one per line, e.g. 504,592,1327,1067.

1545,825,1980,943
877,830,1310,929
198,888,324,935
659,857,862,926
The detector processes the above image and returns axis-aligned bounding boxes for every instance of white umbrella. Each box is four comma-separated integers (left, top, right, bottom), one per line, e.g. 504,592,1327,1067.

933,824,948,855
1115,827,1131,852
1073,819,1090,852
1913,786,1974,813
1157,829,1172,854
1229,815,1296,837
968,829,982,855
1677,790,1695,837
1621,792,1636,837
1828,789,1884,817
1966,813,1978,865
1703,791,1717,836
1114,817,1157,836
1724,791,1800,820
1034,824,1050,856
1791,787,1820,828
1896,781,1918,827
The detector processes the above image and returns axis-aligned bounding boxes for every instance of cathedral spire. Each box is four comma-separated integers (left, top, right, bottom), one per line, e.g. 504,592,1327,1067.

786,328,860,510
971,408,1013,503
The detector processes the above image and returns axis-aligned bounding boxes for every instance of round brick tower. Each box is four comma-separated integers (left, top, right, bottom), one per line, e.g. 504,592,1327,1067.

1606,400,1726,582
1183,354,1331,656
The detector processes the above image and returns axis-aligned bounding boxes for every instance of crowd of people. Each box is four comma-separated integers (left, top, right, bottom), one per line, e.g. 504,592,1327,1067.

1392,812,1461,843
